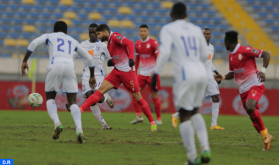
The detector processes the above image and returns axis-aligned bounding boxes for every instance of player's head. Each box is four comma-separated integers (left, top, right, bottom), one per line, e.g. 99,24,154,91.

170,2,187,21
89,23,98,42
203,28,211,43
224,30,238,51
53,21,67,34
139,24,149,40
96,24,111,42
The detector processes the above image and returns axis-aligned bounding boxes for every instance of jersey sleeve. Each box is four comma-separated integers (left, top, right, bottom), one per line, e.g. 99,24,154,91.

198,29,209,63
27,34,48,52
102,46,111,59
153,40,160,56
229,55,234,72
243,47,263,58
154,26,173,74
111,34,134,59
135,42,139,56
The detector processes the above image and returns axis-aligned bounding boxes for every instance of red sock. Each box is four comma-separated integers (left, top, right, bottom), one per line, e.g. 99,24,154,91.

249,116,261,133
132,98,142,116
137,98,155,125
153,97,161,121
80,90,103,112
250,109,265,132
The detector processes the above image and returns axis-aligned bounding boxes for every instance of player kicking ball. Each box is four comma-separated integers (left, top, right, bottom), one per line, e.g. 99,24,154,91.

79,24,158,132
65,23,114,130
215,31,273,151
171,28,225,130
130,24,162,125
21,21,96,143
152,3,210,164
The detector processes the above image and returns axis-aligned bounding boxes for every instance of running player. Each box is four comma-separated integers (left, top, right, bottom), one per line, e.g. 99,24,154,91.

66,23,114,130
171,28,224,130
151,3,210,164
214,31,273,151
130,24,162,125
79,24,158,132
21,21,95,143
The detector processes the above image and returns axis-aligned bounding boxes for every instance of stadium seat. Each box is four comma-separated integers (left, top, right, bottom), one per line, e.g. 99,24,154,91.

111,28,120,33
265,19,274,24
88,13,102,20
0,25,10,31
271,26,279,31
77,13,87,19
17,39,29,47
4,39,16,46
111,1,123,7
64,12,77,19
53,13,63,18
118,7,132,14
72,19,83,25
12,26,22,32
83,6,92,13
212,18,222,23
161,2,173,9
133,8,142,14
126,15,137,20
79,33,88,41
41,13,51,18
258,12,268,17
21,32,33,38
60,0,73,6
12,18,24,24
0,32,7,38
5,11,15,18
251,5,261,11
115,15,125,20
108,20,121,27
69,6,80,12
264,6,274,11
33,5,44,11
271,12,279,18
22,0,34,4
139,15,149,21
150,2,161,8
23,25,36,32
24,19,35,24
188,3,198,9
258,0,267,4
8,33,18,39
71,34,79,40
134,22,142,27
102,14,112,20
145,9,154,14
93,7,105,13
124,1,135,7
107,7,118,13
9,5,19,10
59,19,72,26
151,15,162,21
58,6,68,12
21,5,32,11
137,1,148,7
0,4,6,11
87,1,97,5
73,27,83,33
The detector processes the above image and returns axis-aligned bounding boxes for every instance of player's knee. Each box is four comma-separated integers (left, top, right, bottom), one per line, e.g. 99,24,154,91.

211,95,219,102
151,92,158,99
132,92,142,101
246,104,255,114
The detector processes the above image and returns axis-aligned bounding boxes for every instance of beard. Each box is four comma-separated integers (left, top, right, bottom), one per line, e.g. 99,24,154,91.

101,35,108,42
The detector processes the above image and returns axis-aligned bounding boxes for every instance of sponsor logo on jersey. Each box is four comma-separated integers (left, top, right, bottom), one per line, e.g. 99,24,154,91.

146,43,150,48
238,54,242,61
139,45,141,47
235,68,245,74
112,55,119,60
233,94,268,115
156,45,159,50
140,54,150,58
117,35,123,40
231,57,233,61
207,54,212,60
246,47,251,50
252,49,259,54
96,46,100,51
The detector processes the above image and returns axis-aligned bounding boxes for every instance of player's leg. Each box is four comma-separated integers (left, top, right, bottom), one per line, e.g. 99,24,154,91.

130,87,144,124
149,74,162,124
80,69,120,111
45,64,64,140
95,76,114,108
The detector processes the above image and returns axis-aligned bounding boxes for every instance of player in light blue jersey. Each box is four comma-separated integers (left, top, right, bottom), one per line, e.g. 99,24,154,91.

151,3,211,165
21,21,96,143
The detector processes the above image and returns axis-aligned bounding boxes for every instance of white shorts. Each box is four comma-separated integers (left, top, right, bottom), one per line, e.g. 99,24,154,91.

45,63,78,93
82,76,104,98
205,78,220,97
173,76,207,111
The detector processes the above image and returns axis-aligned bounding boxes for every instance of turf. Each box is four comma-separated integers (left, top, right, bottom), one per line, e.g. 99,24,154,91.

0,110,278,165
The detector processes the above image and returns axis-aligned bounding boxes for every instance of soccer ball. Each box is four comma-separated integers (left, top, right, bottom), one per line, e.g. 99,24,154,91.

28,93,43,108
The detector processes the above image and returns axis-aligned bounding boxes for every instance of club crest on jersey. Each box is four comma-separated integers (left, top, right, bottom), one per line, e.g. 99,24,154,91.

252,49,259,54
146,43,150,49
238,54,242,61
96,46,100,51
139,45,141,47
156,45,159,50
117,35,123,40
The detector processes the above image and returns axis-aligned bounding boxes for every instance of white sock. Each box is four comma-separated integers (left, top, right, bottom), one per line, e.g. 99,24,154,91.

103,93,109,102
70,104,82,132
211,102,219,127
174,112,180,118
191,113,210,152
179,120,197,163
46,99,60,125
90,104,106,125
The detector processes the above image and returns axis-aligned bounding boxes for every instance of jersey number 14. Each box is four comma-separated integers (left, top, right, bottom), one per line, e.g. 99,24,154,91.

181,36,197,56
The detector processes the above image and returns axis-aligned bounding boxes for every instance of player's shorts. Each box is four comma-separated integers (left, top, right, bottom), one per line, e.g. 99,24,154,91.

82,75,104,98
138,74,161,92
205,78,220,97
240,85,265,110
173,76,207,111
45,63,78,93
104,68,139,93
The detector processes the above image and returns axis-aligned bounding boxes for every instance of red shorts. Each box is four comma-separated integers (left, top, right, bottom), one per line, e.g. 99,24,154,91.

240,85,265,110
137,74,161,92
104,68,139,93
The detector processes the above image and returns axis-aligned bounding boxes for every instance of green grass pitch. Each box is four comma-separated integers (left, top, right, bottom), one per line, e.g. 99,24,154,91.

0,110,278,165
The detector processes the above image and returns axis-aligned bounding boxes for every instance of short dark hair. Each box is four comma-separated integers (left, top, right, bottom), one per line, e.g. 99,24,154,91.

203,28,211,32
139,24,148,29
96,24,110,33
225,30,238,43
54,21,67,33
171,2,187,19
89,23,98,29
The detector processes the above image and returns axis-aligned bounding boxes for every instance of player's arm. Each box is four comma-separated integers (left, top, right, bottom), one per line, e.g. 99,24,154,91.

134,43,140,73
152,27,173,90
76,44,96,89
198,29,209,63
22,34,47,77
103,46,114,67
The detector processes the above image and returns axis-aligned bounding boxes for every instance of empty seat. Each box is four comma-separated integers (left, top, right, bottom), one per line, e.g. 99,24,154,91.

33,5,44,11
271,12,279,17
265,19,274,24
12,26,22,31
17,39,29,47
107,7,118,13
0,4,6,11
59,19,72,25
0,25,10,31
69,6,79,12
212,18,222,23
4,39,16,46
21,32,33,38
1,18,10,24
88,1,97,5
264,6,274,11
124,1,135,7
5,11,15,17
108,20,121,27
72,19,83,25
73,27,83,33
150,2,160,8
137,2,148,7
88,13,102,20
22,0,34,4
126,15,137,20
115,15,125,20
64,12,77,19
41,13,51,18
251,5,261,10
21,5,32,11
0,32,7,38
271,26,279,31
58,6,68,12
8,33,19,39
23,25,36,32
9,5,19,10
45,6,55,11
145,9,154,14
60,0,73,6
102,14,112,20
258,12,268,17
24,19,35,24
118,7,132,14
12,18,24,24
111,1,123,7
133,8,142,14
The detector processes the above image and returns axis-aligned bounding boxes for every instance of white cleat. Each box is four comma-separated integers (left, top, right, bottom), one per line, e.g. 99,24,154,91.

155,120,162,125
102,124,112,130
106,93,114,109
130,116,144,124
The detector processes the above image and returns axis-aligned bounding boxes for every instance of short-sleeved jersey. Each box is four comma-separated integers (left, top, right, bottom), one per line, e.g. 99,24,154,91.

228,43,263,93
154,20,208,82
204,43,215,79
27,32,80,65
135,37,159,76
73,39,111,77
107,32,135,72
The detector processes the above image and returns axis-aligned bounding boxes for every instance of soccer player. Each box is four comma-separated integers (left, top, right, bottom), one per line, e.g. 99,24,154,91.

130,24,162,125
171,28,225,130
66,23,114,130
214,31,273,151
21,21,96,143
79,24,158,132
151,3,210,164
